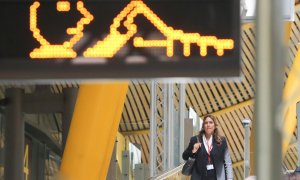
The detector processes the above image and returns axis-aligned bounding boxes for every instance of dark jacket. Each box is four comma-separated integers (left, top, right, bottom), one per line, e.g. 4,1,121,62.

182,135,233,180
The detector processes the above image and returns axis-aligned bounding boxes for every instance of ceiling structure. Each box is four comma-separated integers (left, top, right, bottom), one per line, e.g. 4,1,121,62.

120,5,300,180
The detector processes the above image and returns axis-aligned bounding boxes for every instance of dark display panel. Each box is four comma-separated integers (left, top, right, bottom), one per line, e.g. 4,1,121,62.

0,0,240,80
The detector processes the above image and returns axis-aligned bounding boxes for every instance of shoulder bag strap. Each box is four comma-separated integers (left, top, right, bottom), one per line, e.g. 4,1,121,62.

196,136,200,143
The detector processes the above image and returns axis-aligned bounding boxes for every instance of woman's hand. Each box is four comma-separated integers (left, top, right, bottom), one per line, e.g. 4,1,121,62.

192,142,201,153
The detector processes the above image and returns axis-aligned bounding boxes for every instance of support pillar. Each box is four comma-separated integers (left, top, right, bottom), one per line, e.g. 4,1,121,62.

149,81,157,177
30,139,46,180
62,88,78,151
297,102,300,166
106,140,117,180
134,164,149,180
179,84,185,164
60,83,128,180
242,119,251,178
167,83,174,169
121,151,130,180
184,118,193,149
255,0,285,178
250,124,255,176
4,88,24,180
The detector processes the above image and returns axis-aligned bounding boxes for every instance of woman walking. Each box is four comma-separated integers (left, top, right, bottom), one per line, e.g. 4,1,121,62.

182,114,233,180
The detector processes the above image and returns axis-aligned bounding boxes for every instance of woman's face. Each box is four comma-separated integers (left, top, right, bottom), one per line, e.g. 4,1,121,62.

204,117,215,136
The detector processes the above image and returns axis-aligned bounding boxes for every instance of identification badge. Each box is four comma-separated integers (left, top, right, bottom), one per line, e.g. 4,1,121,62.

207,164,214,170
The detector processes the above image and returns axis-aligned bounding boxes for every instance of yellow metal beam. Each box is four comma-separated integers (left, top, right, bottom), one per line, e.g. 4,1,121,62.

233,140,297,169
60,83,128,180
232,160,244,168
122,99,253,136
121,129,150,136
284,22,292,44
283,49,300,157
242,23,254,30
207,99,253,117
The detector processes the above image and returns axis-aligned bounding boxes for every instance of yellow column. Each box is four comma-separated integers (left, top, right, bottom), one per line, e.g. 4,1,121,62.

282,50,300,156
60,83,128,180
281,21,297,157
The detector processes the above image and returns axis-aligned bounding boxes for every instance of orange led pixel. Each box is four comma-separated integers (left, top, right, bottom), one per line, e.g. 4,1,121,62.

57,1,70,12
30,0,234,59
83,1,138,58
83,0,234,58
29,1,93,58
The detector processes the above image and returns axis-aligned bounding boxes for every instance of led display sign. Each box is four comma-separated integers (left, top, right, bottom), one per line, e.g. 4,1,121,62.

0,0,240,80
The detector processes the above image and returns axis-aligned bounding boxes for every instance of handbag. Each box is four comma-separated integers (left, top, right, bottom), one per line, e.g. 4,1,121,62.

181,136,200,176
181,157,196,176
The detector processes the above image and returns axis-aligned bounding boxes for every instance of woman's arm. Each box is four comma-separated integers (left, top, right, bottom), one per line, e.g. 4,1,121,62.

224,138,234,179
182,137,195,160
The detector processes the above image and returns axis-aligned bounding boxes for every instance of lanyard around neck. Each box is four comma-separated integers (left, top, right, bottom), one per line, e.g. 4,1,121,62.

204,137,213,163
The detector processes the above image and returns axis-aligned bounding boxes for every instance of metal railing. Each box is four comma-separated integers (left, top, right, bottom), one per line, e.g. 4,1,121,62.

149,163,185,180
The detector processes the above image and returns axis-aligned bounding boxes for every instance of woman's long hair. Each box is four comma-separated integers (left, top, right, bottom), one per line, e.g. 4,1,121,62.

199,114,222,145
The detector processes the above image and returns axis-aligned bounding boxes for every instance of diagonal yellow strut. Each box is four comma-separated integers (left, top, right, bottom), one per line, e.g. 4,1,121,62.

60,83,128,180
282,49,300,157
